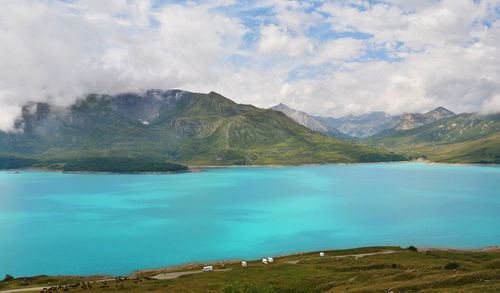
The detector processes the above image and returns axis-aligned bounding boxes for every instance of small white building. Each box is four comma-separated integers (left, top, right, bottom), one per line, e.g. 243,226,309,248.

202,266,213,272
320,252,325,257
241,261,247,267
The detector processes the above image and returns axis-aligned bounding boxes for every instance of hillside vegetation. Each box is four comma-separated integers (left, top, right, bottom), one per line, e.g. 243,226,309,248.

61,157,187,173
0,90,405,168
0,156,188,173
362,113,500,163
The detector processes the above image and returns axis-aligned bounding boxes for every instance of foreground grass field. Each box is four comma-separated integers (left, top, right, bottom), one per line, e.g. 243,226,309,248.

1,246,499,292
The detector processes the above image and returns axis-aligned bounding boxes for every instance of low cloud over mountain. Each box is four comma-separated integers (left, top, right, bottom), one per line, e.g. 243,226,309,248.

1,0,500,131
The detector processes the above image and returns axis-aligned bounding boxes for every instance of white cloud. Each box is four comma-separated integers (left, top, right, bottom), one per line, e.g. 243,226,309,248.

257,24,313,57
320,0,489,50
308,38,366,65
1,0,500,131
0,0,247,131
270,0,323,32
480,94,500,114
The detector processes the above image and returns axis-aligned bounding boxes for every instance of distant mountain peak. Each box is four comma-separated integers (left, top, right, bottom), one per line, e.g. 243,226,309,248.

391,106,456,131
273,103,292,109
427,106,455,116
269,104,350,140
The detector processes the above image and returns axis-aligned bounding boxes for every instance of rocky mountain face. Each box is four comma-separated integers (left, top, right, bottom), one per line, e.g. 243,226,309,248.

391,107,455,131
316,112,400,138
312,107,455,138
269,103,350,140
0,90,405,165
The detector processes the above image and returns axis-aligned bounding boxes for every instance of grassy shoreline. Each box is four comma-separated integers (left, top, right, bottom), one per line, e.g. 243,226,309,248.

2,160,500,175
0,167,202,175
2,246,499,292
191,160,500,168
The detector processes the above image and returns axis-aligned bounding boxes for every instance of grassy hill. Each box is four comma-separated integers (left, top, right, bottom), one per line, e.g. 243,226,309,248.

1,246,499,292
362,113,500,163
0,90,405,169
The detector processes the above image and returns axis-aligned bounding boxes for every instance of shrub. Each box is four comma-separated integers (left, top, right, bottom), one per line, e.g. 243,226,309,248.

444,262,460,270
3,274,14,281
407,245,418,252
62,157,188,173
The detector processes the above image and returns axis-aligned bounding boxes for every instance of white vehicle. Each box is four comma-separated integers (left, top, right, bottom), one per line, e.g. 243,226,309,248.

267,257,274,263
202,266,213,272
241,261,247,267
320,252,325,257
261,258,268,264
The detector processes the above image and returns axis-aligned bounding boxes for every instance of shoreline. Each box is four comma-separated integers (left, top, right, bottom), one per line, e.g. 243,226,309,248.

0,167,204,175
2,245,499,293
2,160,499,174
190,160,424,168
129,245,500,277
5,245,499,280
192,159,500,168
423,161,500,166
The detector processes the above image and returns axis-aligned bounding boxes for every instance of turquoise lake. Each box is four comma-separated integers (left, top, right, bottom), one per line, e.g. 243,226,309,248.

1,163,499,277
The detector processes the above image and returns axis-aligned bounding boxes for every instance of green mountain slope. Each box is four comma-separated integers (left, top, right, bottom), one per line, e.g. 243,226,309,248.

0,90,405,166
362,112,500,163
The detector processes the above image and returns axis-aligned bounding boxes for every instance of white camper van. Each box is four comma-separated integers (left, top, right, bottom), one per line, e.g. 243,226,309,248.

202,266,213,272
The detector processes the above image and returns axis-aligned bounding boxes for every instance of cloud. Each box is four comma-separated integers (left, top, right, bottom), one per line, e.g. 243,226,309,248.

480,94,500,114
0,0,246,131
1,0,500,131
308,38,366,65
257,24,313,57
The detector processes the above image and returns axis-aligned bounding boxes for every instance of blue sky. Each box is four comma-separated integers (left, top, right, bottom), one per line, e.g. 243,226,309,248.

0,0,499,131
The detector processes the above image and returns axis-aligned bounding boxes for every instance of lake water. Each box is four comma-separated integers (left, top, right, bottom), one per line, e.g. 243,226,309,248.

1,163,499,277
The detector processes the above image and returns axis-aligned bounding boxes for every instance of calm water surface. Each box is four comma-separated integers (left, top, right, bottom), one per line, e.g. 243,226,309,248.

0,163,499,277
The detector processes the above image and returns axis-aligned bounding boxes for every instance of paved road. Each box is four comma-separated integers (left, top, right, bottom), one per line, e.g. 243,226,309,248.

285,250,398,264
151,269,232,280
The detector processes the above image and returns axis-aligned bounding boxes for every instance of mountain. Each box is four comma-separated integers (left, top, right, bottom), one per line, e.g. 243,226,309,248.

362,112,500,163
315,112,400,138
390,107,455,131
0,90,405,167
269,103,351,140
314,107,455,138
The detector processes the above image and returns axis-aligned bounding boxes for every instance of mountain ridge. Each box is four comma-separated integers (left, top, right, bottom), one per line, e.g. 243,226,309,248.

390,106,455,131
269,103,351,140
0,90,405,167
362,112,500,163
315,111,400,138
